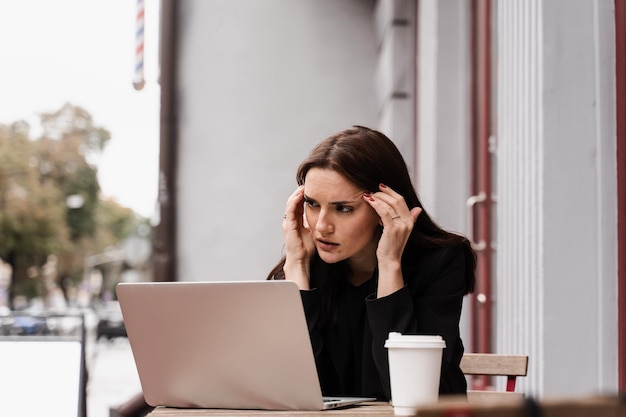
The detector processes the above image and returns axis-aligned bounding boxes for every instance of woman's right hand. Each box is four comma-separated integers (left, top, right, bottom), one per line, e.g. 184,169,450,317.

282,186,315,289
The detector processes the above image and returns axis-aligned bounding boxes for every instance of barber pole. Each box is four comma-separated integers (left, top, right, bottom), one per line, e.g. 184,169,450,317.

133,0,145,90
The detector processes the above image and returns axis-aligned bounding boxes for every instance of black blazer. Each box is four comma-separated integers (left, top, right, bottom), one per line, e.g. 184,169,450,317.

299,244,468,400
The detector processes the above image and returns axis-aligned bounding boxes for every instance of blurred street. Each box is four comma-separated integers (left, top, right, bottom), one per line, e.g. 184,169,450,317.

86,316,143,417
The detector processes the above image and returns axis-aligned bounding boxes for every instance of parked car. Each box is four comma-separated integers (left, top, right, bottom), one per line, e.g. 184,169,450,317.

11,315,50,335
96,301,127,341
0,306,12,335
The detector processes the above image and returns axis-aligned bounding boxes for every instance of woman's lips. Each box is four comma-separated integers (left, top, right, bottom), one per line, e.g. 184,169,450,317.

316,239,338,252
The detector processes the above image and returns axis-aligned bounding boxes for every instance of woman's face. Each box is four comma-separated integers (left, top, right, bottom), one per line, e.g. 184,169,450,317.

303,168,381,267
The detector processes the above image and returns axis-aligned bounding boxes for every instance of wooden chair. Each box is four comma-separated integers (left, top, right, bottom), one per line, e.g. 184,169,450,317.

460,353,529,403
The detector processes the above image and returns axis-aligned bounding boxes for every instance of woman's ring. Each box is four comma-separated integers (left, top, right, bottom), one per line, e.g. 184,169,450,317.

391,215,400,220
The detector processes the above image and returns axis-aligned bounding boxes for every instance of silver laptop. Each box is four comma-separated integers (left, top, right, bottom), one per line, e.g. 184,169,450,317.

116,280,375,410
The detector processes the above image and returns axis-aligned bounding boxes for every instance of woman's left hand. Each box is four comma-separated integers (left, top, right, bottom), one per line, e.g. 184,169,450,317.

364,184,422,296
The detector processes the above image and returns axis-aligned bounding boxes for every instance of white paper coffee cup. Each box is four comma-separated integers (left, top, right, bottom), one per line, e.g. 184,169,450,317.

385,332,446,416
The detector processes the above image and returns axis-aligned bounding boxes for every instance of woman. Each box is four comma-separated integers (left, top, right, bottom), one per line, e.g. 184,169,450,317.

267,126,475,400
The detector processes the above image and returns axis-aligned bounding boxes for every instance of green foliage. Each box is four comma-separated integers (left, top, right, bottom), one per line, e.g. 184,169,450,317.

39,103,111,152
0,104,144,302
97,198,137,243
0,123,71,283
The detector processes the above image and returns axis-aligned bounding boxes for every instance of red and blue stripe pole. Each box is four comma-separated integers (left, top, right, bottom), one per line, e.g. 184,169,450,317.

133,0,145,90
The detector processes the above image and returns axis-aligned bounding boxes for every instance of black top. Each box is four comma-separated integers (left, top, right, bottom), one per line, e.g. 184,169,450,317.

299,244,468,400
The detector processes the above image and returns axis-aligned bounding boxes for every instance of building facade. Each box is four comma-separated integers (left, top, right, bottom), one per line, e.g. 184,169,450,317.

155,0,625,397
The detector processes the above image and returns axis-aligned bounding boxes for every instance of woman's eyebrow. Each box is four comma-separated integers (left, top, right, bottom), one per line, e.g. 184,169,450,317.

305,194,359,205
331,200,360,205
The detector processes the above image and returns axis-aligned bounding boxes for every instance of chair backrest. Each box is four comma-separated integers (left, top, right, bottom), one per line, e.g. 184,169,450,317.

460,353,529,403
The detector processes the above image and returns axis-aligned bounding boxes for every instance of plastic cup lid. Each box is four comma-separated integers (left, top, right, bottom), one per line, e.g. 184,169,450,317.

384,332,446,349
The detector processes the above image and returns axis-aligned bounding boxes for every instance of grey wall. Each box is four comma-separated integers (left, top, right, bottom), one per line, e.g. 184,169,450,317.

496,0,618,397
540,0,618,396
175,0,379,281
415,0,473,361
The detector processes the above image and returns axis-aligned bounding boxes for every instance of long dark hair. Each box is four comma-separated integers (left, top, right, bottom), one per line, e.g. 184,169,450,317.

267,126,475,293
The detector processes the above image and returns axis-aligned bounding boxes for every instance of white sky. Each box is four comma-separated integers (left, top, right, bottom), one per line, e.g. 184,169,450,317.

0,1,160,218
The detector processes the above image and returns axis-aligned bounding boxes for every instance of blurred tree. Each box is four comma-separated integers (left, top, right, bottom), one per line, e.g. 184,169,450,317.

0,122,70,300
0,103,141,308
37,103,111,240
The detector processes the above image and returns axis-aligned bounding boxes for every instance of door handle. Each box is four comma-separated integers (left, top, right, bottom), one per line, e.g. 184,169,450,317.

466,192,487,251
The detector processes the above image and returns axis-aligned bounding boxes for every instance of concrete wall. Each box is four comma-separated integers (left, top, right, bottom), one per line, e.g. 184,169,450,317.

414,0,473,359
415,0,471,242
175,0,379,282
496,0,618,397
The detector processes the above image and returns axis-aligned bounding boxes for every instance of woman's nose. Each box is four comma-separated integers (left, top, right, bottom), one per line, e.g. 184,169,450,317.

315,210,334,234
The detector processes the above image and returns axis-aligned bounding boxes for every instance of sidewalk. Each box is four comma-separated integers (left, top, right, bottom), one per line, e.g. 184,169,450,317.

86,337,143,417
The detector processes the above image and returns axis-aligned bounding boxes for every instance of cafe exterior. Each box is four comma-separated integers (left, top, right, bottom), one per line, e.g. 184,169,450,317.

152,0,625,399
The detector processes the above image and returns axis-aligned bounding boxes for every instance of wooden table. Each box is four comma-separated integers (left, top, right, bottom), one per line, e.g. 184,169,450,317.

144,398,515,417
146,395,626,417
147,402,394,417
